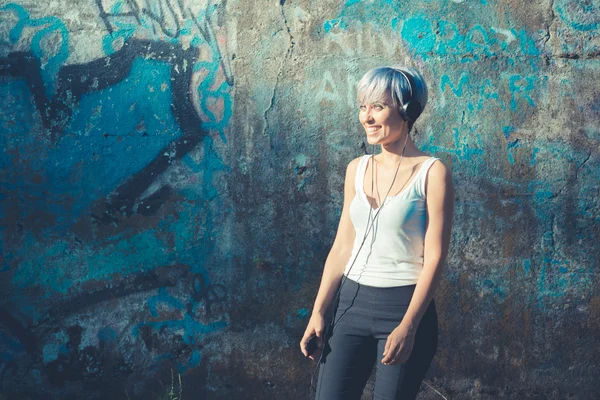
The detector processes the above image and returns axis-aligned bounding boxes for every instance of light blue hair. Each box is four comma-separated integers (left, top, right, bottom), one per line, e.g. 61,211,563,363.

357,66,429,131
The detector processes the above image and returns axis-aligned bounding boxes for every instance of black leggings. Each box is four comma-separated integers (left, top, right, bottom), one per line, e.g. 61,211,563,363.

315,278,438,400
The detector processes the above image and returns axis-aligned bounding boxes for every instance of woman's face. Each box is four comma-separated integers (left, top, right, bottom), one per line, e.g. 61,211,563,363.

358,95,407,146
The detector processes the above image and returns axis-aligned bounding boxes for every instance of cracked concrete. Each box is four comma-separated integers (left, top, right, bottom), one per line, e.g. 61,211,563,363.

550,151,592,199
262,1,296,145
543,0,557,51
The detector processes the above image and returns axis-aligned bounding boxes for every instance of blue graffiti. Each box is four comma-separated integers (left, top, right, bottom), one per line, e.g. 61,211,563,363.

439,73,538,114
401,15,437,58
322,3,542,61
323,19,347,33
554,0,600,31
193,60,233,139
1,57,184,229
440,73,470,97
181,135,230,200
147,288,185,316
133,279,227,373
508,75,536,110
101,5,138,55
12,229,169,295
1,3,69,97
99,1,233,142
421,127,484,162
400,16,540,60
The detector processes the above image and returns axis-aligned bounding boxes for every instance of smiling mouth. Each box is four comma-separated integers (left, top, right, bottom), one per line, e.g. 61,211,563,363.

365,126,380,133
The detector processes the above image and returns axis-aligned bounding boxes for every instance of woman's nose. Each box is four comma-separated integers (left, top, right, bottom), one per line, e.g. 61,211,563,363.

362,107,373,123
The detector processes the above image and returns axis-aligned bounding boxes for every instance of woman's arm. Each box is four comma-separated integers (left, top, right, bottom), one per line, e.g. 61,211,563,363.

382,159,454,364
300,157,360,358
311,157,359,314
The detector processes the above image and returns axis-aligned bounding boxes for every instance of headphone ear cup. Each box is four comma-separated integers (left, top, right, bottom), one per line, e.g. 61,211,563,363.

403,100,422,122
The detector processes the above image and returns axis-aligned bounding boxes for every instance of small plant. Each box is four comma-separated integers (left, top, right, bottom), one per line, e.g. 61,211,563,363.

125,369,183,400
159,369,183,400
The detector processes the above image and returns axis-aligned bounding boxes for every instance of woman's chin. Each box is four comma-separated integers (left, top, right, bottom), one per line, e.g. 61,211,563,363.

366,136,381,145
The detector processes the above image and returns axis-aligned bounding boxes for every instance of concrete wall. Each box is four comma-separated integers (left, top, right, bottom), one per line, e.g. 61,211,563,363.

1,0,598,398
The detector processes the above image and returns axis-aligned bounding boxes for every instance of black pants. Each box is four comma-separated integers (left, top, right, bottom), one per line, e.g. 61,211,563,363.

315,278,438,400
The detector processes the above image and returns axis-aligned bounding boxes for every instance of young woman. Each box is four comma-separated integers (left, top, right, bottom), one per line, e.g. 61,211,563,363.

300,66,454,399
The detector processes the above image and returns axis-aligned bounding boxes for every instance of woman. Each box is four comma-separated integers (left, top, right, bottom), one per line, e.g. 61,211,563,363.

300,66,454,399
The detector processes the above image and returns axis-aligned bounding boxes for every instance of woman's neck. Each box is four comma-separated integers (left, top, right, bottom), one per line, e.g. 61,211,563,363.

375,134,421,167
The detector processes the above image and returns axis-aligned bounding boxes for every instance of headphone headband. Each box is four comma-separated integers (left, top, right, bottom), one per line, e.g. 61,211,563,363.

392,67,422,122
396,69,414,100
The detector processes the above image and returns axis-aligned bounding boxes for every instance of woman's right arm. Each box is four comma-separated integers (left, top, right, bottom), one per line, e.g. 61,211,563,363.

300,157,360,359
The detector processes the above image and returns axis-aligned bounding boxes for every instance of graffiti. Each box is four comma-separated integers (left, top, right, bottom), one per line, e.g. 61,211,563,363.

321,5,540,60
1,1,234,226
133,267,227,372
0,4,69,97
0,307,135,389
0,264,227,386
554,0,600,31
321,20,405,57
1,266,175,357
2,49,230,225
96,0,233,86
41,324,134,387
0,0,597,397
421,127,485,162
400,15,540,60
502,126,520,165
315,70,341,104
1,40,203,223
97,0,190,39
439,73,539,111
311,68,539,117
311,69,364,109
96,0,234,135
96,0,222,41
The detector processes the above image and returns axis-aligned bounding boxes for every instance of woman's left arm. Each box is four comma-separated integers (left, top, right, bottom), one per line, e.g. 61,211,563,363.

381,160,454,365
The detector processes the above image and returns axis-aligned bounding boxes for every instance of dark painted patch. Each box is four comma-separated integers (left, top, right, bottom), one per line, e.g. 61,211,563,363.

0,306,38,354
38,266,177,326
0,39,208,223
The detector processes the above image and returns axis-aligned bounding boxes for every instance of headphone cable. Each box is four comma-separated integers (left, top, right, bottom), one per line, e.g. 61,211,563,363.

310,134,408,395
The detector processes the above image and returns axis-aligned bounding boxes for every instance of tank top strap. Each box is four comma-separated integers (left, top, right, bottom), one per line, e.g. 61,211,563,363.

415,157,440,198
355,155,372,193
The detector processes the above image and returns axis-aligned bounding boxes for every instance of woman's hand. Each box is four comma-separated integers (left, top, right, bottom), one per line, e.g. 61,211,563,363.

300,313,325,361
381,323,416,365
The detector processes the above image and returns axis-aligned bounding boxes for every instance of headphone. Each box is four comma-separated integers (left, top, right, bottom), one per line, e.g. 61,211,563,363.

395,68,422,123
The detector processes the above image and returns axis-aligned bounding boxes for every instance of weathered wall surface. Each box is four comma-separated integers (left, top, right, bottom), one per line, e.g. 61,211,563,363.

0,0,598,399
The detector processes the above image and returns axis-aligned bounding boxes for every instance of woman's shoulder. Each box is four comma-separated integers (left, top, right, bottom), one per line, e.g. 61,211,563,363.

343,155,368,184
424,156,453,191
346,155,368,172
414,151,449,171
425,155,450,172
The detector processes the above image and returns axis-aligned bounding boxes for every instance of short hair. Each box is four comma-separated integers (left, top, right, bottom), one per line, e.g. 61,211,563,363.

357,66,429,131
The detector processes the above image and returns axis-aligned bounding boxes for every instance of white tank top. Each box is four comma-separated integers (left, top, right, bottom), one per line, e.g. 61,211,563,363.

343,154,440,288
